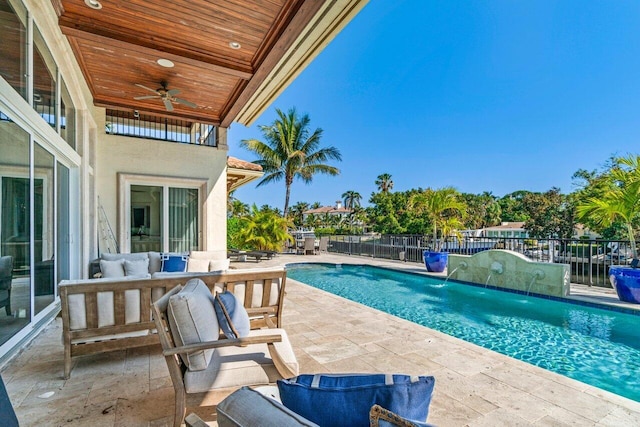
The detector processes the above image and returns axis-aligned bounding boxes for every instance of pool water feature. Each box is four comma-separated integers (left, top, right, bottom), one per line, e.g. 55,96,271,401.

287,263,640,403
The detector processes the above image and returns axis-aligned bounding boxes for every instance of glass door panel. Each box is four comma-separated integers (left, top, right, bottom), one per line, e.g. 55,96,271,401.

168,188,198,252
0,111,31,344
34,143,54,314
57,163,70,282
130,185,162,253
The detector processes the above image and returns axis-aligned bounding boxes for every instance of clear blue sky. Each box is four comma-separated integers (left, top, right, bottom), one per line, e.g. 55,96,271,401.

228,0,640,211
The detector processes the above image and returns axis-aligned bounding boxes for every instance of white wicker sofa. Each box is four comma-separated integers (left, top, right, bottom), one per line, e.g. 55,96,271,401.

59,267,288,379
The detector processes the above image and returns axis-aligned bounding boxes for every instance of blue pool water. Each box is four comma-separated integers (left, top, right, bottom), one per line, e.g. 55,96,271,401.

287,263,640,402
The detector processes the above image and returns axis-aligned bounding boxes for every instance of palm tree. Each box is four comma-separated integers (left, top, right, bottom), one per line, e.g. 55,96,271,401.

289,201,310,226
229,200,249,218
341,190,362,209
577,154,640,259
236,205,294,251
240,108,342,217
375,173,394,193
409,187,466,251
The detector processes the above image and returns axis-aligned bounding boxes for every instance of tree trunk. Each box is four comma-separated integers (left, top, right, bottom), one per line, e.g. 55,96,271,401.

283,183,291,218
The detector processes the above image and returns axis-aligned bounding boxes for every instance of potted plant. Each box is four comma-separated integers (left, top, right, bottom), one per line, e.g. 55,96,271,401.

577,154,640,303
409,187,465,273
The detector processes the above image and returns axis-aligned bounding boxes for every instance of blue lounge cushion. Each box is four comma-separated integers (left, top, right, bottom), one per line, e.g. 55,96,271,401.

160,253,188,272
278,374,435,427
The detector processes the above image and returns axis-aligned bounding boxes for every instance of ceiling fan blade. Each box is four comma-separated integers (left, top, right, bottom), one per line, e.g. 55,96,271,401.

167,88,181,96
135,83,159,94
134,95,160,100
174,97,197,108
163,98,174,111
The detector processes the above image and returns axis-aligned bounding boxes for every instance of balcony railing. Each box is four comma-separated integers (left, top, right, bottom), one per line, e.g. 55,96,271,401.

327,234,635,288
105,109,216,146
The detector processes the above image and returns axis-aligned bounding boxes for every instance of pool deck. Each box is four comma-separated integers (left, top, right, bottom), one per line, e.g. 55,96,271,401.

3,253,640,426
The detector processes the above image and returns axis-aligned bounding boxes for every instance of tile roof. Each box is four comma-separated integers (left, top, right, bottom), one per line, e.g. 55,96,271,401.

227,156,263,172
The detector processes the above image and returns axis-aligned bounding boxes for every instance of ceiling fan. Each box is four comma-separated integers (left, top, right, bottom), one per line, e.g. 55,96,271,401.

133,81,197,112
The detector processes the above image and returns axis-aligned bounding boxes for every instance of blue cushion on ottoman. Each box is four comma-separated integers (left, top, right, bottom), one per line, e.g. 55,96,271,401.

278,374,435,427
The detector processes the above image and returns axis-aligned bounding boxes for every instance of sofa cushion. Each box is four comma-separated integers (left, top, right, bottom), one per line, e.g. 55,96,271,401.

184,328,298,393
66,275,151,330
124,258,149,276
100,259,125,278
187,258,210,273
148,251,162,274
217,386,319,427
209,258,230,271
102,252,149,262
161,253,188,273
167,279,218,371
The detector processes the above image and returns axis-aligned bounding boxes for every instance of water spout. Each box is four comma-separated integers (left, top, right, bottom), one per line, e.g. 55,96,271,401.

444,267,460,284
485,262,503,287
526,269,545,295
444,261,468,284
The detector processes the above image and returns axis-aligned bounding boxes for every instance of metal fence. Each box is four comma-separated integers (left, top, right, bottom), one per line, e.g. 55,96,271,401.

327,235,634,288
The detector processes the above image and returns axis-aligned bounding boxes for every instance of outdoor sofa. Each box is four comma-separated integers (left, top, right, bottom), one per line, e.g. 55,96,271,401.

59,267,287,379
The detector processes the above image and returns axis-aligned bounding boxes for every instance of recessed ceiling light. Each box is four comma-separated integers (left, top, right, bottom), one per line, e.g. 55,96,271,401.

229,41,241,50
84,0,102,9
157,58,175,68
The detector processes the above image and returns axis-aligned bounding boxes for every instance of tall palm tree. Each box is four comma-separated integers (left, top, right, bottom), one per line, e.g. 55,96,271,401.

342,190,362,209
577,154,640,258
409,187,466,251
375,173,394,193
240,108,342,217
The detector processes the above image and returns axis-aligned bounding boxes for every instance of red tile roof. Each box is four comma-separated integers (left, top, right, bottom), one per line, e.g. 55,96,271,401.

227,156,262,172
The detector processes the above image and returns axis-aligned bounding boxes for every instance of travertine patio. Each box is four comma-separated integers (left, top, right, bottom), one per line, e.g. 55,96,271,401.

3,253,640,426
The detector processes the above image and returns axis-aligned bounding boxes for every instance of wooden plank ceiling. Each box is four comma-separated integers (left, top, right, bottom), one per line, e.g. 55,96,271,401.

51,0,325,126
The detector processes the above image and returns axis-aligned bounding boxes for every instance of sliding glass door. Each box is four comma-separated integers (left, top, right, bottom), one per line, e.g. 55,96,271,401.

123,177,202,254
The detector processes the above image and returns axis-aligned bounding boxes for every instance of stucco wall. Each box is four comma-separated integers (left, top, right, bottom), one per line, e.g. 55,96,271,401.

96,133,228,257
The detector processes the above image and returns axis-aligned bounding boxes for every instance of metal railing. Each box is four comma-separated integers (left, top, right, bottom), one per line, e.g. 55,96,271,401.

105,109,216,146
327,234,635,288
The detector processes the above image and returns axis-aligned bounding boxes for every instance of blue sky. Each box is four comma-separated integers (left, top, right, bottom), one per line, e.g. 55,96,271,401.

228,0,640,210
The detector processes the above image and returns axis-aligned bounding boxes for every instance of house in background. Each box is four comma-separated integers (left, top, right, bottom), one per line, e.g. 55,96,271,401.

0,0,366,364
482,222,528,239
302,200,353,224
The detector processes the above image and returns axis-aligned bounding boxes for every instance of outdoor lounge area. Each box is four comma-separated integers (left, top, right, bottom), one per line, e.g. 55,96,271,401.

2,253,640,426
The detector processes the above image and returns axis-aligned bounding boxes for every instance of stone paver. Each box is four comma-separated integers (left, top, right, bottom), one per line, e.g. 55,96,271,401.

2,252,639,426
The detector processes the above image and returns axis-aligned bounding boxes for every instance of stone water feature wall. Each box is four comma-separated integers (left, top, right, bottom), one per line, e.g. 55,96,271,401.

447,250,570,297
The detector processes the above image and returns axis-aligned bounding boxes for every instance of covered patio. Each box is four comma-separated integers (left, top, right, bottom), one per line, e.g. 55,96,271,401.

4,253,640,426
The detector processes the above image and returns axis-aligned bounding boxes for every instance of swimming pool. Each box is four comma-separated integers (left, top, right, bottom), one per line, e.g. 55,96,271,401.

287,263,640,402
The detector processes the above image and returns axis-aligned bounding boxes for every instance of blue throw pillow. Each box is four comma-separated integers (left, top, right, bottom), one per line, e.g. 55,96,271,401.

213,291,251,339
277,374,435,427
160,253,188,273
214,291,239,339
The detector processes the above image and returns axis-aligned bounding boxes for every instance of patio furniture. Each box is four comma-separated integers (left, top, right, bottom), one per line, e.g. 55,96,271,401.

318,236,329,252
60,267,289,378
152,281,298,427
0,256,14,316
0,374,18,427
304,238,317,255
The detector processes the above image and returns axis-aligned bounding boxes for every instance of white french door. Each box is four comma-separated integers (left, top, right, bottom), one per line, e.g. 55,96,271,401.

118,174,206,253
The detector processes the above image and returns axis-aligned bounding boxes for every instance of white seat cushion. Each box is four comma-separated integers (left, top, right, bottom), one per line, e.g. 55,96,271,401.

183,328,299,393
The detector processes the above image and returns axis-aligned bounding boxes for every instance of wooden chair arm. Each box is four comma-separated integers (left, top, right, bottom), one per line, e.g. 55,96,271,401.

163,334,283,356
